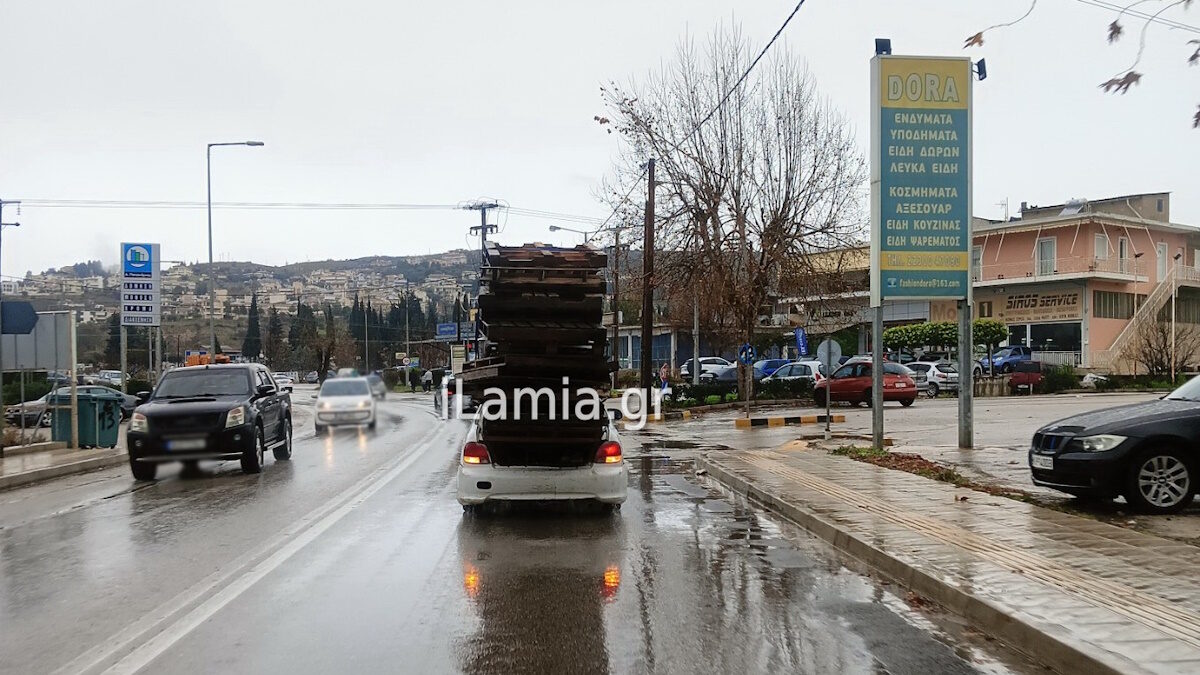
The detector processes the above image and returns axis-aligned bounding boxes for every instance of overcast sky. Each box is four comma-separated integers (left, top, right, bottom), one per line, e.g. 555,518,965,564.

1,0,1195,276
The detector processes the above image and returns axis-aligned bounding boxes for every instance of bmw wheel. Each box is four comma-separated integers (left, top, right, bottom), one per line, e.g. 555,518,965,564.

1127,448,1195,514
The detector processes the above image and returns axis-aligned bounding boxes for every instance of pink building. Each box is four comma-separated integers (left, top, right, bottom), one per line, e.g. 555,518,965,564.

972,192,1200,370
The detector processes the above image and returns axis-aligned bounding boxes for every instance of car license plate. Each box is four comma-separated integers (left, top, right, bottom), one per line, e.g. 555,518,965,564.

1031,454,1053,470
167,438,206,451
894,382,907,388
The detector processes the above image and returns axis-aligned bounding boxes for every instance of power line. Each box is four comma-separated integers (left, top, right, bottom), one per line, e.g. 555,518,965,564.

1074,0,1200,34
16,198,605,223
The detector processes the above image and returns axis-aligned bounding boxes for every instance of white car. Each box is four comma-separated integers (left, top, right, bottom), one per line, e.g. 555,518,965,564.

761,360,827,384
272,373,295,387
908,361,959,397
680,357,732,378
456,413,628,511
314,377,377,432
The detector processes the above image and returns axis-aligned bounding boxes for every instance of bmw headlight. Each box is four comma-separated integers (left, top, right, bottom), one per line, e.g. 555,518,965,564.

225,406,246,428
129,412,148,433
1075,434,1126,452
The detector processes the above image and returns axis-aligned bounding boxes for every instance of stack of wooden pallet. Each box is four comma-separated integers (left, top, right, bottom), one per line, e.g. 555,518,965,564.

460,243,612,466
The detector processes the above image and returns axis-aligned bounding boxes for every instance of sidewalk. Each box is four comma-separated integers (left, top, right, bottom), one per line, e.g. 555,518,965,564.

700,442,1200,675
0,445,127,491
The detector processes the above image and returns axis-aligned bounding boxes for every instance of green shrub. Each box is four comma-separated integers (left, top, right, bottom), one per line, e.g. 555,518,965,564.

676,382,736,402
724,392,738,402
704,394,722,405
616,369,640,387
754,378,813,400
382,369,403,390
1037,365,1078,394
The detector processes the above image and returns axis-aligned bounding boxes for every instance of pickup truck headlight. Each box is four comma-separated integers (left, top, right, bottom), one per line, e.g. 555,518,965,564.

1075,434,1126,452
129,412,148,433
358,400,370,409
225,406,246,428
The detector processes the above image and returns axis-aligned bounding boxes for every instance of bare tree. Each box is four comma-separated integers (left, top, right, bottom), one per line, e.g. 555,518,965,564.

964,0,1200,127
598,25,867,394
1126,320,1200,375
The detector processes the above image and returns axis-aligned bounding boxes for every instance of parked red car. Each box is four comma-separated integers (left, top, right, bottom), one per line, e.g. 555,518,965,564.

1009,360,1043,394
814,361,918,407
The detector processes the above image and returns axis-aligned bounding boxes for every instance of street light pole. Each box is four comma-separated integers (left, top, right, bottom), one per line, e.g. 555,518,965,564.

207,141,263,358
1173,252,1182,382
0,207,21,444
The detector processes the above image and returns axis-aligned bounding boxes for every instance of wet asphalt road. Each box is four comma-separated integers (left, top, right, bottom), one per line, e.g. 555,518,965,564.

0,398,1037,674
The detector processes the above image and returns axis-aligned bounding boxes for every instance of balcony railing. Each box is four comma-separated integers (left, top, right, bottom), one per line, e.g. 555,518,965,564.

974,256,1144,283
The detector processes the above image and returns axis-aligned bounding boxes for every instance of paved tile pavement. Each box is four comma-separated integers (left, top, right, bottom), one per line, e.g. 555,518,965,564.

701,442,1200,674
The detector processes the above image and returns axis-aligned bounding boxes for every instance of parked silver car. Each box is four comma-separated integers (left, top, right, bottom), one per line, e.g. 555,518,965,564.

908,361,959,397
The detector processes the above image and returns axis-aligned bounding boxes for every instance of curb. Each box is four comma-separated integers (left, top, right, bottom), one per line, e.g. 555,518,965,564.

697,455,1131,675
0,451,128,492
734,414,844,429
1,441,68,457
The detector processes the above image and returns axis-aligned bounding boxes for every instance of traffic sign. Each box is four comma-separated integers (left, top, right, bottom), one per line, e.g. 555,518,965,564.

816,338,842,370
435,322,457,341
120,242,161,326
738,343,757,365
1,301,38,334
395,352,407,360
401,357,411,366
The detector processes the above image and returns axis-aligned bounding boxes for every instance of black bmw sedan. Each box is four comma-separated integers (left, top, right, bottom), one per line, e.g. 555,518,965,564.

1030,380,1200,514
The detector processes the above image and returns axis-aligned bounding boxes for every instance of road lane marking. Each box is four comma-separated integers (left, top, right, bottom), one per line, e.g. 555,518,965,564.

58,420,464,675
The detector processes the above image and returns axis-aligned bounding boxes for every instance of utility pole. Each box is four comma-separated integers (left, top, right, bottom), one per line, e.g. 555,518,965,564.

639,159,656,392
465,200,499,358
611,225,621,389
405,279,410,359
364,299,370,373
692,291,700,385
0,199,21,443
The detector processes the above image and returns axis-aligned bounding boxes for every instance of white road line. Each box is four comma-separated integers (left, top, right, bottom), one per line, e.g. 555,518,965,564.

57,422,460,675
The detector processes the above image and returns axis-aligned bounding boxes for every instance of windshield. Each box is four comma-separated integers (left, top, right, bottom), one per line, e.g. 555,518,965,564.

993,349,1012,358
320,379,370,396
937,363,958,373
155,370,251,398
883,363,912,376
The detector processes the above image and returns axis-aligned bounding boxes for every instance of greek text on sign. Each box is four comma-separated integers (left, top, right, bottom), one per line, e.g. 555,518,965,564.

871,56,972,305
120,243,161,327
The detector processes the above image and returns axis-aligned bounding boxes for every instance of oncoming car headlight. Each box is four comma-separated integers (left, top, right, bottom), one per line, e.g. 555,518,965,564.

129,412,148,433
225,406,246,428
1075,434,1126,452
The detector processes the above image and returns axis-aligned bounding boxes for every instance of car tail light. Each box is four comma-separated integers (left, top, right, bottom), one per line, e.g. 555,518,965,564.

462,441,490,465
594,441,622,464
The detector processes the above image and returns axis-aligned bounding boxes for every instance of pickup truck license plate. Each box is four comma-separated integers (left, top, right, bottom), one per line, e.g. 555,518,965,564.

167,438,207,451
1031,454,1053,470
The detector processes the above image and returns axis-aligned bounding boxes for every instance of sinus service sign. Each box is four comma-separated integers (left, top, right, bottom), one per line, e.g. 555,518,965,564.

120,242,161,327
870,55,972,306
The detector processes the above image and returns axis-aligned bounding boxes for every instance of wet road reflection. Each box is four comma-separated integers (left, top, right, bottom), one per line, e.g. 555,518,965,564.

1,405,1036,674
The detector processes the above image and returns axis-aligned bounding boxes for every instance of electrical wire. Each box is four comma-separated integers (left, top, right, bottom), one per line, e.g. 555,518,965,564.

1074,0,1200,34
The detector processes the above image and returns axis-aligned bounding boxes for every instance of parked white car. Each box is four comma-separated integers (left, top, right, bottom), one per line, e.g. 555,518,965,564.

314,377,376,433
761,360,827,384
908,361,959,397
680,357,732,378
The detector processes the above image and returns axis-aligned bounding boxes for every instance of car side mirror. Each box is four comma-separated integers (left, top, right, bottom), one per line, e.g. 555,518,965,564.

136,391,151,404
283,385,293,393
256,384,274,396
609,409,624,421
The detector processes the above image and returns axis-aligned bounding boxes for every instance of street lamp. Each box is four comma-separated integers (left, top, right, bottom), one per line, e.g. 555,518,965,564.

207,141,264,355
548,224,593,243
1173,251,1183,382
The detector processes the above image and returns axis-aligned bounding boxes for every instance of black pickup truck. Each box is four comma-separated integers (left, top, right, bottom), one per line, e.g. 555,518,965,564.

126,364,293,480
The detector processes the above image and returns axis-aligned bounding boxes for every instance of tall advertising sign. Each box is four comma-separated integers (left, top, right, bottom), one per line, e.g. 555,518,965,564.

120,243,161,326
870,56,971,306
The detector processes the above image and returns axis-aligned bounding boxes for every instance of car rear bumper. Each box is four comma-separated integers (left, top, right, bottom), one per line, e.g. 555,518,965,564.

128,426,256,463
457,462,629,504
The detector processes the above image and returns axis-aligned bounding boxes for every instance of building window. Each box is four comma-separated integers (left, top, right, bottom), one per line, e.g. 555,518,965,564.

1118,237,1129,273
1157,242,1168,279
1158,198,1165,213
1094,290,1137,320
1036,237,1056,276
1094,233,1109,260
971,245,983,279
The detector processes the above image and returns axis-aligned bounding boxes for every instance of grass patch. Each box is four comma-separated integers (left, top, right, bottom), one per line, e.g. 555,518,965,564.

829,445,969,486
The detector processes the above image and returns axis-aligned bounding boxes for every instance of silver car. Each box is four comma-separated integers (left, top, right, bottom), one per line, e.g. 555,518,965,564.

908,361,959,398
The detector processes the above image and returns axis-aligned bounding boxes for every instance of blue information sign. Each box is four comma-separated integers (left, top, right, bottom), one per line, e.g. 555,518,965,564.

794,327,808,357
435,322,457,341
871,56,971,304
